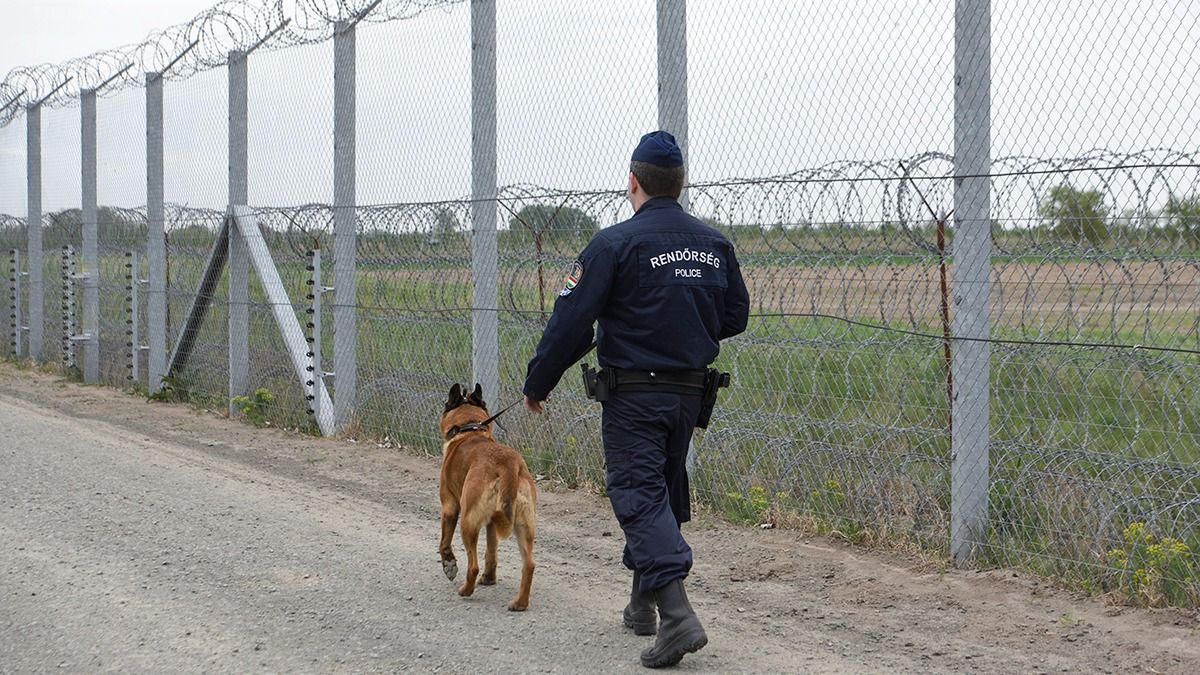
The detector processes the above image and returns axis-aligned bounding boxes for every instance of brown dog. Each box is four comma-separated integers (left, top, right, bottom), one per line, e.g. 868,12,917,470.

438,383,537,610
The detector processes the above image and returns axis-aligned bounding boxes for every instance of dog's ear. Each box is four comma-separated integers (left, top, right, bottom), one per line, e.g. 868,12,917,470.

445,383,463,412
469,383,486,408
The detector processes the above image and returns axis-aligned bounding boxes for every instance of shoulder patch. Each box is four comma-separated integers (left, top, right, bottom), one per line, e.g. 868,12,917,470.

563,260,583,291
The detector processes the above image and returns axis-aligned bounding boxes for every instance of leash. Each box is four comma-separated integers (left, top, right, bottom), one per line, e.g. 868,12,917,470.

479,397,523,428
447,342,600,439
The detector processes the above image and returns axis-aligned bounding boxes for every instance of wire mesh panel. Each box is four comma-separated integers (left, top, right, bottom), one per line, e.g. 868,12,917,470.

156,59,231,404
249,42,333,206
987,0,1200,604
36,106,82,363
357,7,471,205
94,87,149,387
96,87,147,210
0,115,25,216
689,1,954,177
496,3,656,191
39,106,81,215
350,6,474,449
95,211,147,389
352,201,474,452
687,163,955,546
0,116,25,357
164,69,229,212
682,2,958,546
992,1,1200,158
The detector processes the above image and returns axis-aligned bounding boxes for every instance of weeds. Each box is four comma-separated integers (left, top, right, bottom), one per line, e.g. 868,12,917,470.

723,485,772,525
1105,522,1199,607
231,387,275,427
148,374,185,403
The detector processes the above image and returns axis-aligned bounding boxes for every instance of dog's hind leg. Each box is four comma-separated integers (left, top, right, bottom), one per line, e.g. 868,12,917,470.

480,522,499,586
508,520,535,611
438,500,460,581
457,519,481,598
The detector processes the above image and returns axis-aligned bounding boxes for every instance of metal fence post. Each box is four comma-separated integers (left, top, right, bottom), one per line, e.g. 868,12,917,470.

81,88,99,383
228,50,250,413
470,0,500,408
26,103,43,361
146,73,167,392
658,0,700,470
333,23,357,432
951,0,992,566
657,0,689,209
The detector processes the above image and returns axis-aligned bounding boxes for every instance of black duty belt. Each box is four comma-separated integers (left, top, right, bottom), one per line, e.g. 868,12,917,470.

608,368,707,394
582,364,731,427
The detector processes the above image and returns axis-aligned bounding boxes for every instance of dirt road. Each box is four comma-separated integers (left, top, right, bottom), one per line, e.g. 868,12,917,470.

1,364,1196,673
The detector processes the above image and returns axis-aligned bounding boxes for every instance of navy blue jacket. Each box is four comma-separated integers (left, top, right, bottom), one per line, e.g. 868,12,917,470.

523,197,750,401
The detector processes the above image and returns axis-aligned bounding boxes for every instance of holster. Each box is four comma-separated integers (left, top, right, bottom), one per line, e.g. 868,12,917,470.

695,368,732,429
581,363,611,402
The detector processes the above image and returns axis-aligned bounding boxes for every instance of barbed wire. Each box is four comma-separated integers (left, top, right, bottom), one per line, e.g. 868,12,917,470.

0,0,463,127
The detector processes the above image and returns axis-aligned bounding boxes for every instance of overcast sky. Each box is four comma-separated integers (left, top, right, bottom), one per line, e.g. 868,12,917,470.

1,0,1198,223
0,1,218,71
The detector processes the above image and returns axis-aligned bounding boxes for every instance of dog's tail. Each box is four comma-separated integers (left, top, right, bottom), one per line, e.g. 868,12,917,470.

498,468,519,524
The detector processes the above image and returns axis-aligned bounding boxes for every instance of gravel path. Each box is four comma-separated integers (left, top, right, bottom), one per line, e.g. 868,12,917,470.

1,364,1196,673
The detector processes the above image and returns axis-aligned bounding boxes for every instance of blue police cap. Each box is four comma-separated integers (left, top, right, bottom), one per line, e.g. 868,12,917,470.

631,130,684,168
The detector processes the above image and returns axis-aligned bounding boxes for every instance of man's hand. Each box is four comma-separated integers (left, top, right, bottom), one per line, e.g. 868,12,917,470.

523,395,545,414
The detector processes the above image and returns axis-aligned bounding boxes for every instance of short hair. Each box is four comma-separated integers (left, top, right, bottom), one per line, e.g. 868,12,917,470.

630,160,686,199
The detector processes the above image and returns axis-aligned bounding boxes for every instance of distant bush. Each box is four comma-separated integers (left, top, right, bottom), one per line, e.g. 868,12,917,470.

1039,184,1109,246
1163,195,1200,250
508,204,598,240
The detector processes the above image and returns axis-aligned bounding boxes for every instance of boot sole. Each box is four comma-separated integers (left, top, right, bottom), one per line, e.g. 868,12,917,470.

640,628,708,668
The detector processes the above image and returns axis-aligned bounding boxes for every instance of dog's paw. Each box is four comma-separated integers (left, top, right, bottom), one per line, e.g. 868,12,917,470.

479,572,496,586
442,559,458,581
507,599,528,612
458,584,475,597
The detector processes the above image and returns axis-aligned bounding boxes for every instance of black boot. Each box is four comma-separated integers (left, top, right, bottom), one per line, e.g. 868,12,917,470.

640,579,708,668
623,570,657,635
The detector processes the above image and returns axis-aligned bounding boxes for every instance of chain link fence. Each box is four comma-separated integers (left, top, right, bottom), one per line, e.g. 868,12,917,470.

1,0,1198,607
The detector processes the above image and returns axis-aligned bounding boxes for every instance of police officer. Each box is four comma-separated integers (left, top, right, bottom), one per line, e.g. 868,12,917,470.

523,130,750,668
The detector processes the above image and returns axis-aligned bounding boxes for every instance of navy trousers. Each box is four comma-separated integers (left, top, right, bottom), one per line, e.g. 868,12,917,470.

601,389,702,593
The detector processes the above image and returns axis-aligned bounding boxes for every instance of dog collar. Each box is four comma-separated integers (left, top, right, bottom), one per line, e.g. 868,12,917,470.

444,397,526,441
445,422,490,440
